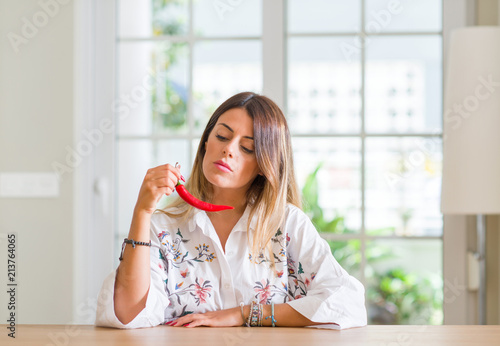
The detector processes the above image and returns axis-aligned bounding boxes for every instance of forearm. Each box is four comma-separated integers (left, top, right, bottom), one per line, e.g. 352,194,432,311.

240,303,328,327
114,209,152,324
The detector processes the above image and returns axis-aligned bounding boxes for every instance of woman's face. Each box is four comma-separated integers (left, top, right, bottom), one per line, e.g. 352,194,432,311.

202,108,261,192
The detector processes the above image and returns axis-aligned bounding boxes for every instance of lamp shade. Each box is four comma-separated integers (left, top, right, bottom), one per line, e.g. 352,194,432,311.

441,27,500,215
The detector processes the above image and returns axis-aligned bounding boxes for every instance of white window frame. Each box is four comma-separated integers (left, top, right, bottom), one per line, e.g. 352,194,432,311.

74,0,473,324
73,0,116,324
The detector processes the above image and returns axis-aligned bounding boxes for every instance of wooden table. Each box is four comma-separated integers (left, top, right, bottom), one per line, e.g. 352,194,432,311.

1,325,500,345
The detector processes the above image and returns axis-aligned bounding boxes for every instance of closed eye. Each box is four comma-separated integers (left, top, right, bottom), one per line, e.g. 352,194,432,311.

241,146,254,154
216,134,254,154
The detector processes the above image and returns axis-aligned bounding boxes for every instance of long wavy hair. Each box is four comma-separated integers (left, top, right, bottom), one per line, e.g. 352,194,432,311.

160,91,301,264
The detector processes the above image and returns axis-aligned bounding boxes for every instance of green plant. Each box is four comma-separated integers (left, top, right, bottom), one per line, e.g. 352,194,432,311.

301,162,349,234
151,0,188,130
301,162,442,325
367,268,442,325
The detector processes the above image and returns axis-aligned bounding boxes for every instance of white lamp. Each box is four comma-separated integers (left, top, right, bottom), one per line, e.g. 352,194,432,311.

441,26,500,325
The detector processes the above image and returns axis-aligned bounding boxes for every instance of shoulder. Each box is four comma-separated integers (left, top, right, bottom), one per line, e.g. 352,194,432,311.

151,206,192,233
151,207,179,224
284,204,310,225
283,204,317,235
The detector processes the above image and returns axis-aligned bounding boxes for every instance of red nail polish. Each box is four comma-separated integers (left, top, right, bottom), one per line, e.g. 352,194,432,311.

184,323,190,327
181,175,186,182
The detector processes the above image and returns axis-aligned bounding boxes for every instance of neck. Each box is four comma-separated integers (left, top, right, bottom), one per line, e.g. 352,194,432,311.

210,187,248,215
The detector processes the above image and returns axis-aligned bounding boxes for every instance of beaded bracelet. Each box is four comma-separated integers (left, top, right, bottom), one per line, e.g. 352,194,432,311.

119,238,152,261
240,302,250,327
249,302,261,327
246,302,253,326
265,302,277,327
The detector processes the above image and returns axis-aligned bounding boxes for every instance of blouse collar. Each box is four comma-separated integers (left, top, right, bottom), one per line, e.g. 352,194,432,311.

186,204,257,234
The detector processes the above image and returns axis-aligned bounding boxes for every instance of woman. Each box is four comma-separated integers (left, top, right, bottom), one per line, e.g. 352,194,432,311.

96,92,367,329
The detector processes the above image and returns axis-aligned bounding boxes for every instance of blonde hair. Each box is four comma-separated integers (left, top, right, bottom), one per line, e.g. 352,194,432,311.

159,92,301,265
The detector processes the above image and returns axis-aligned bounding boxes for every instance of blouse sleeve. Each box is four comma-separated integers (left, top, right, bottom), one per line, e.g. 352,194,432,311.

284,206,367,330
95,225,170,329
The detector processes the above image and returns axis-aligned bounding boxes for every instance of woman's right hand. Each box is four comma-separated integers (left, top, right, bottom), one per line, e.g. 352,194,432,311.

134,163,183,215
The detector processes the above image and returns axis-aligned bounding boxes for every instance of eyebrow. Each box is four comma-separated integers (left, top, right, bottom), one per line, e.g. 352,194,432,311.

218,123,254,140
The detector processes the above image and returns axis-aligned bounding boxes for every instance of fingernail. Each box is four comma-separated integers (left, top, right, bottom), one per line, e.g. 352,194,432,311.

181,175,186,182
184,323,190,327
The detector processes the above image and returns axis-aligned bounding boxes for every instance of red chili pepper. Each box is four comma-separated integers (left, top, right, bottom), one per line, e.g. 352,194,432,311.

175,182,234,212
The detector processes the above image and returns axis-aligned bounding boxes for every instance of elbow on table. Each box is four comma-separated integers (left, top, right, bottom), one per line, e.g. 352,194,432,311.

114,306,139,326
113,290,148,327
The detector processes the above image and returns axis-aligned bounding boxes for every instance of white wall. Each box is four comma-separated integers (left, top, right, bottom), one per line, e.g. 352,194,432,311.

0,0,74,323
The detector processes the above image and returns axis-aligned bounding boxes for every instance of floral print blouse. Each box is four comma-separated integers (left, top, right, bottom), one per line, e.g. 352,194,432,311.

95,204,367,329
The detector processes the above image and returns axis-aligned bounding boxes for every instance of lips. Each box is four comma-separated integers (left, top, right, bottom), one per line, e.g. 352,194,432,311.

214,160,232,172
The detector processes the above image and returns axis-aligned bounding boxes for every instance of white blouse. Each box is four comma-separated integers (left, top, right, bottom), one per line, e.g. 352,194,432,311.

95,204,367,330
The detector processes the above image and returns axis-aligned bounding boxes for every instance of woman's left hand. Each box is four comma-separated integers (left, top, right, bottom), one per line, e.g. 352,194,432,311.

167,307,243,328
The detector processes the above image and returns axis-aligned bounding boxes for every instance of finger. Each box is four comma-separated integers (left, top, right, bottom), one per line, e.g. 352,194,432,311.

145,163,177,178
173,314,199,327
173,165,183,182
146,168,176,181
183,320,199,328
149,176,175,190
147,187,170,202
171,163,184,182
168,319,180,327
142,182,171,198
149,168,182,184
147,174,179,191
170,318,187,327
152,163,176,171
184,317,209,328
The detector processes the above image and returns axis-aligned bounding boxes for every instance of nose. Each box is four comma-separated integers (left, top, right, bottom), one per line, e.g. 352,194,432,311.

222,147,233,158
222,141,235,158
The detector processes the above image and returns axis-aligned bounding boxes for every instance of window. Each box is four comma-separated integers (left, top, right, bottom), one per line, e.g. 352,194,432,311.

287,0,443,324
115,0,263,253
111,0,447,325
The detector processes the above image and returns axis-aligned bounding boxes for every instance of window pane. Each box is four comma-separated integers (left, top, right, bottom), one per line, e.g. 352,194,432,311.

327,240,362,279
118,0,189,37
191,138,201,166
365,137,443,236
365,0,442,33
288,37,362,134
366,239,443,325
117,41,189,136
193,0,262,37
365,36,442,133
153,139,190,167
151,42,190,135
153,139,190,210
193,40,262,132
117,140,153,236
288,0,361,33
293,138,361,234
117,139,189,237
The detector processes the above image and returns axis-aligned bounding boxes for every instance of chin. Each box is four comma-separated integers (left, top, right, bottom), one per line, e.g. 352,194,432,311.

203,168,224,187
